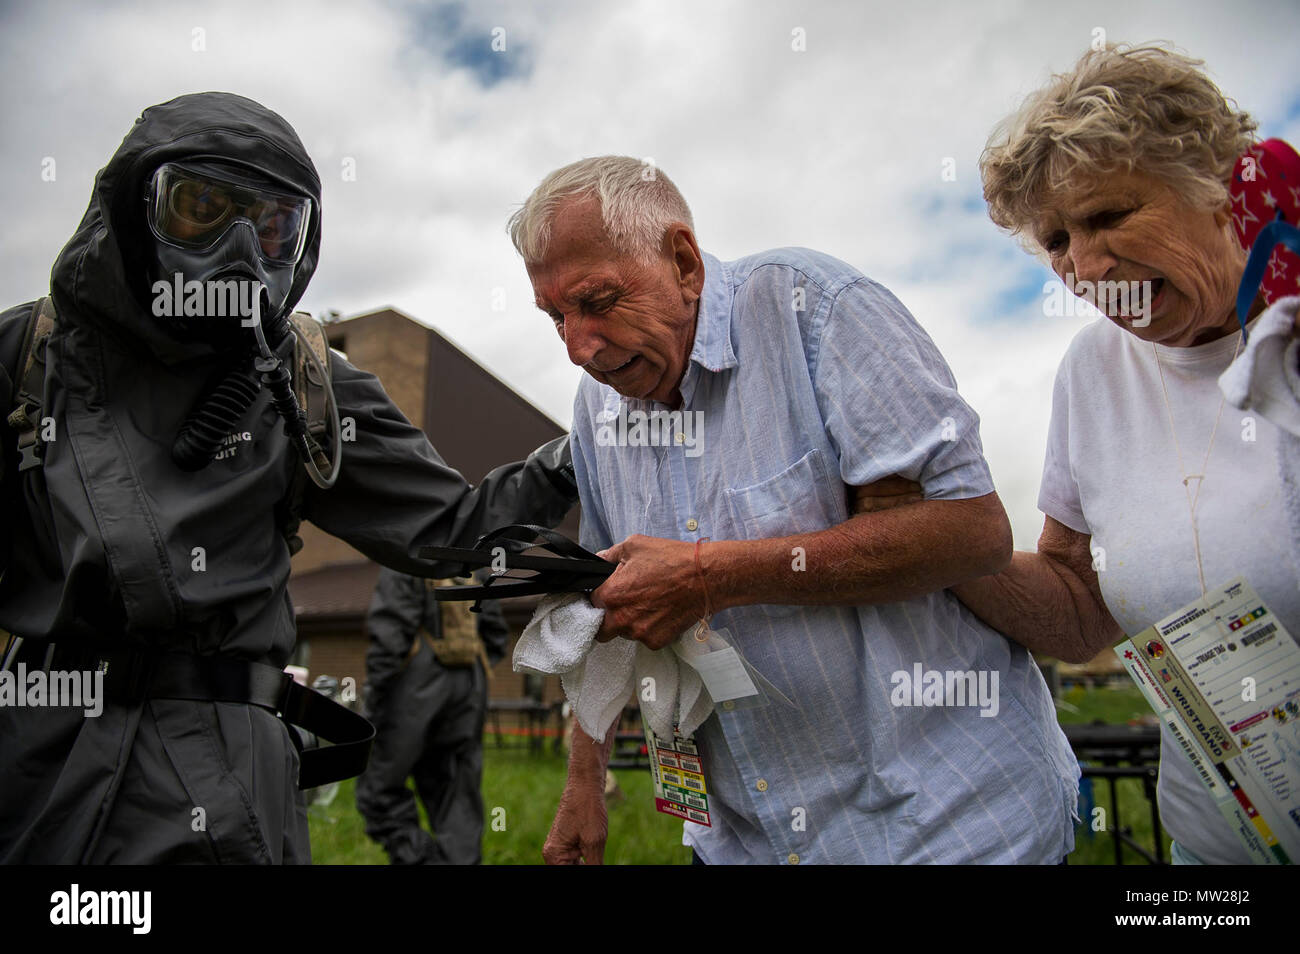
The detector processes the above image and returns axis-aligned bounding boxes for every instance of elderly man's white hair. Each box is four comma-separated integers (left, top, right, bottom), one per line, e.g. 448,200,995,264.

508,156,694,265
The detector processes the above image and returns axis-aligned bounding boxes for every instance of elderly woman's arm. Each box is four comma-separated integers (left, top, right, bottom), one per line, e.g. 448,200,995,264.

950,515,1124,664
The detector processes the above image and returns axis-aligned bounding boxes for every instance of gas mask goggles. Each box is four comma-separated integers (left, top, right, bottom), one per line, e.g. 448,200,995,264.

145,160,313,332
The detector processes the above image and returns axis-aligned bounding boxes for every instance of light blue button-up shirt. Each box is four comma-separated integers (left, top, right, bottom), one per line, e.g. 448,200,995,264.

570,248,1078,864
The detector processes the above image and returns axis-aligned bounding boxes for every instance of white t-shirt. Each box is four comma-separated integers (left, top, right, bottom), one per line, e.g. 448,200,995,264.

1039,315,1300,865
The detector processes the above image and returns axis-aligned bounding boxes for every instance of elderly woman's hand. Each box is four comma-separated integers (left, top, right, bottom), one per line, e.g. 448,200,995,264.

848,477,924,514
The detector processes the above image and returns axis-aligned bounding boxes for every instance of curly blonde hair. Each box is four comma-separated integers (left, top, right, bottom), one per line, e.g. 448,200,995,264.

980,43,1257,242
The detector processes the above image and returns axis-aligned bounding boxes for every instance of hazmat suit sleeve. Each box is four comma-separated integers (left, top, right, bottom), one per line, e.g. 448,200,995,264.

363,568,422,706
364,574,418,686
0,302,37,573
303,353,577,575
475,597,510,666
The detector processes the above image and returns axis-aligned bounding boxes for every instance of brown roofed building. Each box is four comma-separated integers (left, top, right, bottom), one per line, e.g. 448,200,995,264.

287,307,578,723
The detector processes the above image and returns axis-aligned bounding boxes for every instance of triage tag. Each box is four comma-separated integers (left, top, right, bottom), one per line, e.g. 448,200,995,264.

675,624,761,704
644,724,711,827
1115,576,1300,865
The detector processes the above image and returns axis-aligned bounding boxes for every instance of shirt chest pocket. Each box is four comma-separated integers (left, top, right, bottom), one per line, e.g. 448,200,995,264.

722,448,841,540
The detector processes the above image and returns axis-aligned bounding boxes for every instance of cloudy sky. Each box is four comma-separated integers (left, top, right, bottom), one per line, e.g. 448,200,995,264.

2,0,1298,548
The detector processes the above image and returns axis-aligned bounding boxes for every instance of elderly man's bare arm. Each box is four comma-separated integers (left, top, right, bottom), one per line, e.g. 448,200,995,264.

542,719,618,865
591,491,1013,649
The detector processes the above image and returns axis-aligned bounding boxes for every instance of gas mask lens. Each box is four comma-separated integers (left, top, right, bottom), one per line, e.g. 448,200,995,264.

147,162,311,265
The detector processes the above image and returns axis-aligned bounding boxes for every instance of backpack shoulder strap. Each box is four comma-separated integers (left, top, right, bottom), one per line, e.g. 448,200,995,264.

289,311,330,438
280,312,333,555
6,296,56,472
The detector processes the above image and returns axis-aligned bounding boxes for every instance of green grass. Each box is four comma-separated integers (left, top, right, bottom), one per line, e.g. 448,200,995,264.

306,778,388,865
479,746,691,865
1057,681,1173,865
310,744,691,865
1055,681,1153,727
310,684,1170,865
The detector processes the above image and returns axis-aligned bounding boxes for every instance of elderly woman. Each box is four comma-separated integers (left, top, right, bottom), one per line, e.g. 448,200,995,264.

948,45,1300,865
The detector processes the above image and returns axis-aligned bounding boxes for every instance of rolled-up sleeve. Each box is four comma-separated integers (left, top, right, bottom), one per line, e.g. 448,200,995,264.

810,278,995,500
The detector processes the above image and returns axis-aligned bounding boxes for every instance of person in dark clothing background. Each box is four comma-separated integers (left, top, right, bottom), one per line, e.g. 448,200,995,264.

0,92,576,864
357,570,507,864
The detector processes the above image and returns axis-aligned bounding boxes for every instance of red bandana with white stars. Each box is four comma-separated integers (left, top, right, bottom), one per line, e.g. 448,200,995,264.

1231,139,1300,305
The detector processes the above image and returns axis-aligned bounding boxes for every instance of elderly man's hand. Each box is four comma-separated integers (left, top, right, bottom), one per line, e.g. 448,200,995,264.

592,535,704,650
589,479,925,649
542,775,608,865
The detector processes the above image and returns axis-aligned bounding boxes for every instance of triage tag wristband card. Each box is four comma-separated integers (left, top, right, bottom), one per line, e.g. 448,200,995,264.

645,726,711,827
1115,577,1299,864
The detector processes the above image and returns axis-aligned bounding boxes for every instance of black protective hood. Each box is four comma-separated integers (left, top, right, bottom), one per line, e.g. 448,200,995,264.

50,92,323,365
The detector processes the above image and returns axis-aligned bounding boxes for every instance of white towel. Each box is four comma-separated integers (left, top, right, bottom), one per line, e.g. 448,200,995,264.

514,593,713,743
1219,296,1300,438
1219,296,1300,574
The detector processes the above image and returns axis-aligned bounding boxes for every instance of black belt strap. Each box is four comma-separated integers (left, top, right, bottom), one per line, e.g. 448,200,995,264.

278,679,374,789
32,645,373,790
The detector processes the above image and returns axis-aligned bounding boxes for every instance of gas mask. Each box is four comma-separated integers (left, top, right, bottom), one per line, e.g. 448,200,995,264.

145,159,312,346
145,159,336,484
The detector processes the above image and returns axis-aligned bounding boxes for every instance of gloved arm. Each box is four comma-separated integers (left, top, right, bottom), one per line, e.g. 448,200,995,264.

475,597,510,666
303,353,578,576
363,568,422,703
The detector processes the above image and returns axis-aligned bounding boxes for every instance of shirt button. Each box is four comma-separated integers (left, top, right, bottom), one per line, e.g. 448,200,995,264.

756,779,768,792
788,853,800,865
722,700,735,711
675,432,685,444
686,518,699,531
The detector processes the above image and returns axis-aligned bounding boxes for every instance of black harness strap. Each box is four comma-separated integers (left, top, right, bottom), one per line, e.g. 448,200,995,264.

7,297,55,472
418,524,615,606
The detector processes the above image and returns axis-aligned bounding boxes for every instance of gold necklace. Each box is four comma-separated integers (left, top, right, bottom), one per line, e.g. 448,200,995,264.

1151,333,1243,595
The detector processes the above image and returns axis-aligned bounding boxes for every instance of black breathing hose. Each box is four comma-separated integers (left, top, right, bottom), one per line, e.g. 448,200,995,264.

260,354,315,466
171,361,263,471
170,301,303,472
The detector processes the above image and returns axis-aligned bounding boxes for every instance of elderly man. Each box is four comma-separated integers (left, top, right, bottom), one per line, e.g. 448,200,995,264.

509,156,1079,865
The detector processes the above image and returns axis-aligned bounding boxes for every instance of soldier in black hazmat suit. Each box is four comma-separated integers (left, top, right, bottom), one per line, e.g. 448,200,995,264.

0,92,576,863
357,569,507,864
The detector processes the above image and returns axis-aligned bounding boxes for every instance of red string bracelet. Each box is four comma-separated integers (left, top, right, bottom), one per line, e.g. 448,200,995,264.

694,537,712,638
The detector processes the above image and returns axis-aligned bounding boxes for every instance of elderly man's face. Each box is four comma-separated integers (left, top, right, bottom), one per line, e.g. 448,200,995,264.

528,198,703,405
1032,168,1245,347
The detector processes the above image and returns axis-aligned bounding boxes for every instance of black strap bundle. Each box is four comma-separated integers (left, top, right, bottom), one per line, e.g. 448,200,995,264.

418,524,615,607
